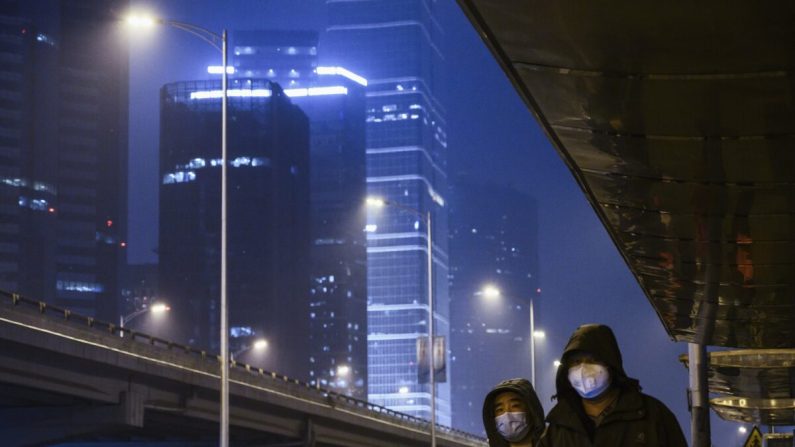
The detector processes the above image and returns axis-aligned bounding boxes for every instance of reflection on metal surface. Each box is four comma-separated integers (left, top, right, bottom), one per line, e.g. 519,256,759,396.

680,350,795,424
456,0,795,348
711,397,795,425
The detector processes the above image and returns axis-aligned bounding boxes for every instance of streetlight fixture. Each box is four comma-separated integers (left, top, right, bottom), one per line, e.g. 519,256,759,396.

125,13,231,447
366,196,436,447
477,284,543,388
119,302,171,331
231,338,268,362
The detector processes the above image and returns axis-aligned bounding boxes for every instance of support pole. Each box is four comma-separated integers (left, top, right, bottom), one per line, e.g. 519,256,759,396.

427,211,436,447
688,342,710,447
220,28,229,447
530,298,535,388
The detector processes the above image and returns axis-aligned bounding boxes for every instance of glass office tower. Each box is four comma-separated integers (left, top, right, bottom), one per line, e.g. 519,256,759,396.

0,0,129,320
228,30,369,398
324,0,451,424
158,80,311,380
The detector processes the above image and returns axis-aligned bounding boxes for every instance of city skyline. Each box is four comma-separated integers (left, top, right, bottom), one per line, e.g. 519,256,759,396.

124,0,698,438
10,0,741,444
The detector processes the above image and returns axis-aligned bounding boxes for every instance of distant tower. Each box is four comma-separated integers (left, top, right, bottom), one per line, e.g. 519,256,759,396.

0,0,129,320
324,1,452,424
158,80,311,380
227,30,369,397
448,178,539,435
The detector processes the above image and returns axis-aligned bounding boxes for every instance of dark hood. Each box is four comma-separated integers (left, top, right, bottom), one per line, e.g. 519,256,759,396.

554,324,640,402
482,378,545,447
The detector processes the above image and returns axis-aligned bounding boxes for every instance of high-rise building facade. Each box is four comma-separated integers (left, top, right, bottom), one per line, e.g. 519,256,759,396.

232,30,318,84
228,31,370,398
323,0,451,424
448,178,539,434
0,0,128,320
158,80,311,379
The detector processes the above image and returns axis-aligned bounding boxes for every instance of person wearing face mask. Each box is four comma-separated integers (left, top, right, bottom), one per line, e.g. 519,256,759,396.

539,324,686,447
482,378,546,447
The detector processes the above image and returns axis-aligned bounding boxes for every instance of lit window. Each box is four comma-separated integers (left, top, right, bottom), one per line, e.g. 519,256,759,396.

162,171,196,185
230,327,253,337
188,158,206,168
231,157,251,167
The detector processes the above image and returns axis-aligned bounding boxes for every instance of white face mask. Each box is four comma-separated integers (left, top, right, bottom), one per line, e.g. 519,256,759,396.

495,411,530,442
568,363,610,399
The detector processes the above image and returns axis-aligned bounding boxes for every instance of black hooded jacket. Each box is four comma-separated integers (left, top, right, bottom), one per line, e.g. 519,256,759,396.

483,378,545,447
540,324,687,447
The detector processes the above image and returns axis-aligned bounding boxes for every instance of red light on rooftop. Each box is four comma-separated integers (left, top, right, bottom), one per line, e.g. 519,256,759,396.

106,219,113,227
120,242,127,248
48,207,55,213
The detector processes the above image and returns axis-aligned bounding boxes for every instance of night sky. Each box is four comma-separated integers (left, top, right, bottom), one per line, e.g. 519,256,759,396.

126,0,741,443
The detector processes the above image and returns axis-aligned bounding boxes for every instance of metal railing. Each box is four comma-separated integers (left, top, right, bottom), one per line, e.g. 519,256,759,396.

0,290,486,445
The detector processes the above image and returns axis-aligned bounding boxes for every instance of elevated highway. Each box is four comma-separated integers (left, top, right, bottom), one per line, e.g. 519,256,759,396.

0,292,486,446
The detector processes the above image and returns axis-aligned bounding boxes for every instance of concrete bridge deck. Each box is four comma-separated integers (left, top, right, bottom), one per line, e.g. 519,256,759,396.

0,292,486,446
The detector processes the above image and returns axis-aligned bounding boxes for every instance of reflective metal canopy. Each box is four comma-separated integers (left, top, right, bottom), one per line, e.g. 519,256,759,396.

681,349,795,424
456,1,795,348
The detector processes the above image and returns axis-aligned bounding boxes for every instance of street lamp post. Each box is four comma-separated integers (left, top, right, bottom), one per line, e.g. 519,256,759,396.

125,15,230,447
119,302,170,333
479,285,543,388
366,197,436,447
231,338,268,363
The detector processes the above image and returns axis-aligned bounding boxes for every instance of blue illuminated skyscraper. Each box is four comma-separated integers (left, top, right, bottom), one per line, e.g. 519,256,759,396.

323,0,451,424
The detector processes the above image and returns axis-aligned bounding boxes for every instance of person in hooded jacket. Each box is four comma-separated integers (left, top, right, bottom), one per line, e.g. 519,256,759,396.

539,324,686,447
483,378,546,447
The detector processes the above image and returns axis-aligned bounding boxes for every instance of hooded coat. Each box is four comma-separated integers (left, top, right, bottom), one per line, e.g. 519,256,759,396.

539,324,687,447
483,378,546,447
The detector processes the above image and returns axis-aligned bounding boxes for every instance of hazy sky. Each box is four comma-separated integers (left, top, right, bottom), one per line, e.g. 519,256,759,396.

125,1,743,443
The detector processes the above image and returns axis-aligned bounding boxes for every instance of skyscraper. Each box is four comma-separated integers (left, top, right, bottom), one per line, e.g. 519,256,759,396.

0,0,129,320
158,80,311,379
229,30,369,398
448,178,539,434
323,0,451,424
